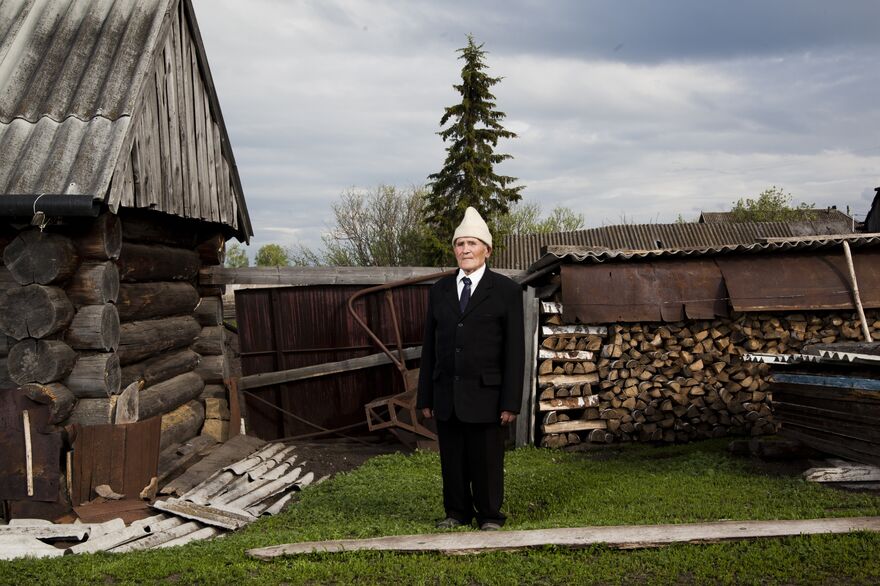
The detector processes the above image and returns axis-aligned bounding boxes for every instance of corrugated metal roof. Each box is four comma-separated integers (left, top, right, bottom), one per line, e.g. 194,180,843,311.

0,0,252,239
0,0,168,196
698,208,854,226
528,233,880,273
496,220,859,271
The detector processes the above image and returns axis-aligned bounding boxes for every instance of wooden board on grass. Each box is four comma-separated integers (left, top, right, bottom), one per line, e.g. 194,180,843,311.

247,516,880,558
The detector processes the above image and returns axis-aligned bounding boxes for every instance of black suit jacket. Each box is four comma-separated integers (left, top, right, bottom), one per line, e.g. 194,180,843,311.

416,267,525,423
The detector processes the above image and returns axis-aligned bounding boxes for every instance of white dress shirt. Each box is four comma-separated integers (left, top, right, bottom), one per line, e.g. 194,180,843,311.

457,263,486,299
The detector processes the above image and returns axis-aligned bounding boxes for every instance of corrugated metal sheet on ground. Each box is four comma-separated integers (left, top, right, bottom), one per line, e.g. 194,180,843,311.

236,285,430,440
496,219,858,271
0,437,316,558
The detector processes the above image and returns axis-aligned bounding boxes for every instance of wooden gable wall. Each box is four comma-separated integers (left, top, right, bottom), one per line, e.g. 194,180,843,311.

108,0,239,232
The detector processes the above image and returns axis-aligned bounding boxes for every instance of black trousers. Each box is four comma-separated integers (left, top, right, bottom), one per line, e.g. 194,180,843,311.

436,414,506,526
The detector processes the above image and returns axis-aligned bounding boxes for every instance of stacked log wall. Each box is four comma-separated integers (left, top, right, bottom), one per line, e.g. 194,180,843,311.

538,304,880,448
0,215,231,450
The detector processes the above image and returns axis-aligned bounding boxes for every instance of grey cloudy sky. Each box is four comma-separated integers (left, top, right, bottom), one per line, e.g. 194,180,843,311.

190,0,880,253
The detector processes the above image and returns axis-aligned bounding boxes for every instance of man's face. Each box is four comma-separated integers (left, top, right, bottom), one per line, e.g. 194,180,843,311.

454,237,491,274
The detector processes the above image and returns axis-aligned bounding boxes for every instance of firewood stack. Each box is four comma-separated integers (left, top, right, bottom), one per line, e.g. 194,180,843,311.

0,214,231,451
538,301,880,448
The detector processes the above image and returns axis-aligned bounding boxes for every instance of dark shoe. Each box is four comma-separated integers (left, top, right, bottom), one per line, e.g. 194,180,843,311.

435,517,465,529
479,522,501,531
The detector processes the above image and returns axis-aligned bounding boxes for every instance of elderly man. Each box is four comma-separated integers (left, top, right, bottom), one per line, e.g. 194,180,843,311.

417,206,525,531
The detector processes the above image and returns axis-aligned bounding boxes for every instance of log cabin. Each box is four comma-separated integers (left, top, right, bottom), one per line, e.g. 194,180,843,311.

0,0,252,514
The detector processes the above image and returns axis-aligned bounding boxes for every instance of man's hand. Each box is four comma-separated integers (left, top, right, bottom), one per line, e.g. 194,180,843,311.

422,408,433,419
500,411,517,425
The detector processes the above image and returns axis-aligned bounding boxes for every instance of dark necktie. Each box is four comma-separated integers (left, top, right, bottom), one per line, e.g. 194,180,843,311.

460,277,471,313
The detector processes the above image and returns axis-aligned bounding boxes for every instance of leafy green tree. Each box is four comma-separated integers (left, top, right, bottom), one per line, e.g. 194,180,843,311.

224,242,249,268
254,243,290,267
498,202,585,235
729,186,816,222
425,35,523,265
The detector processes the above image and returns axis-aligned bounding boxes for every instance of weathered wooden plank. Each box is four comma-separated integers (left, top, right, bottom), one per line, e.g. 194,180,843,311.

172,8,195,218
179,14,198,218
238,347,421,391
202,90,218,223
542,325,608,336
773,373,880,392
537,374,600,386
191,46,210,221
166,16,183,216
145,66,162,209
541,420,607,434
804,464,880,483
247,517,880,558
155,48,173,215
516,287,538,448
538,396,600,411
212,122,228,225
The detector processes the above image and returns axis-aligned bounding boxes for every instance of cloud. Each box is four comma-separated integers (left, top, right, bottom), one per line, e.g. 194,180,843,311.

193,0,880,253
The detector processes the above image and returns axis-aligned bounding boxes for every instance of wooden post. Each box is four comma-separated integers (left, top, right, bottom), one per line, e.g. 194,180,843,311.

0,284,74,339
842,241,873,342
517,286,538,447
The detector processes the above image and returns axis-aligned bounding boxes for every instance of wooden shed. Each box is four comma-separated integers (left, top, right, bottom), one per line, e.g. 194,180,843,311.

0,0,251,517
518,232,880,449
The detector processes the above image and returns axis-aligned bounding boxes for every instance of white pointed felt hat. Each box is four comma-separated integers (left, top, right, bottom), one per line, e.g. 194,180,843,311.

452,206,492,247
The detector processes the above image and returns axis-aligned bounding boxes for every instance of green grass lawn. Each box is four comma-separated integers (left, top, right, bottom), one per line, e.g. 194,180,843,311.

4,439,880,585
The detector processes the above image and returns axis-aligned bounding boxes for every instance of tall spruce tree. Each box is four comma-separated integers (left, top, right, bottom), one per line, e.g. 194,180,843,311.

425,35,523,265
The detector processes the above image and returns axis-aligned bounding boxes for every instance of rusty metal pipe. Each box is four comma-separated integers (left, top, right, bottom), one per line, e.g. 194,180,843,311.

346,269,454,370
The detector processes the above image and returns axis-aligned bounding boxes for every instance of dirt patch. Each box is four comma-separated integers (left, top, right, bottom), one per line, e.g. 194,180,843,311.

289,438,411,481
